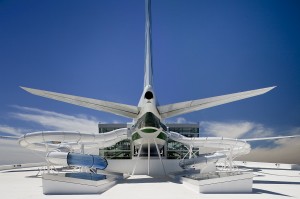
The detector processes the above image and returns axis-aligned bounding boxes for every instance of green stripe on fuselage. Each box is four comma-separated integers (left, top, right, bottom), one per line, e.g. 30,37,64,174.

141,128,157,133
132,132,142,141
157,132,167,140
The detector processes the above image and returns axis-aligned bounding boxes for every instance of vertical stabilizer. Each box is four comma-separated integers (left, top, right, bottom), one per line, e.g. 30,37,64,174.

144,0,153,88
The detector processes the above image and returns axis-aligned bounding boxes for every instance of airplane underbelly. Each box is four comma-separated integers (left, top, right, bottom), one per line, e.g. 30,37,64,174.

131,127,167,151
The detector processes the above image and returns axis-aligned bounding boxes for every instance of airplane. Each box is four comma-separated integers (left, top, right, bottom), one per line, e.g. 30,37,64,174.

5,0,299,173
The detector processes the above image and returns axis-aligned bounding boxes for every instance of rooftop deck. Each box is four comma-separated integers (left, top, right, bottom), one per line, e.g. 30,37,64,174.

0,162,299,199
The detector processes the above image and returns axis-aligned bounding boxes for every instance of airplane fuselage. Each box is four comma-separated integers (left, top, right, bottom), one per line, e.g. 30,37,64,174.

131,85,168,154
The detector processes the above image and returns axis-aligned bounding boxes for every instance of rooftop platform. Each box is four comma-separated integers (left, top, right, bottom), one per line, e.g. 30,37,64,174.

0,162,299,199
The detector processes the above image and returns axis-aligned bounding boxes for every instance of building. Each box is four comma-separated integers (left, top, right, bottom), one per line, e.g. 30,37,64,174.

98,123,200,159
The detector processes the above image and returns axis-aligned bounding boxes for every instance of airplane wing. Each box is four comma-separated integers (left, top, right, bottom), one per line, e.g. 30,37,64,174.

20,87,139,119
157,86,275,119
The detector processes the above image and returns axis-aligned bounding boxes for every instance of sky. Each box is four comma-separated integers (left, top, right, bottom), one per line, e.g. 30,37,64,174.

0,0,300,164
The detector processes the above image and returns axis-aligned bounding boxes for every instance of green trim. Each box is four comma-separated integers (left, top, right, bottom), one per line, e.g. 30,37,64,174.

157,132,167,140
141,128,157,133
132,132,142,141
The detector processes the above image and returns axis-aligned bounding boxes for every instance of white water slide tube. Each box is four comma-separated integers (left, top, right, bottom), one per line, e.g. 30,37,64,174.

18,128,128,152
179,152,227,169
168,131,251,159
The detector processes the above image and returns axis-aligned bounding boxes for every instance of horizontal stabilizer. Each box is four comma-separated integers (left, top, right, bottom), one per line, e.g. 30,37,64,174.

20,87,139,119
158,86,275,119
243,135,300,141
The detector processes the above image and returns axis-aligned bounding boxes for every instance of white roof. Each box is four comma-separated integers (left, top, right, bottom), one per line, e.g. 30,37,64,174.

0,162,299,199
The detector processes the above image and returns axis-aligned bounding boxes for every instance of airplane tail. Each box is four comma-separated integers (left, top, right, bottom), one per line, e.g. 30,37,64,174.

144,0,153,88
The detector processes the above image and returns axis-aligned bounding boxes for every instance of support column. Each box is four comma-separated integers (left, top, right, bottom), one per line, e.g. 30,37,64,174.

132,142,143,175
80,144,85,172
148,140,150,175
154,139,166,176
80,144,85,154
189,145,193,159
46,144,50,174
229,147,233,172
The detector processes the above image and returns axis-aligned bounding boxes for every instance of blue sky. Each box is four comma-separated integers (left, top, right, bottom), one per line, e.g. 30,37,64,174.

0,0,300,163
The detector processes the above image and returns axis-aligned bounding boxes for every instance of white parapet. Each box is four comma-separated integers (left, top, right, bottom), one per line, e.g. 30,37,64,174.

181,172,253,193
42,172,123,195
107,158,182,176
291,164,300,170
0,162,46,171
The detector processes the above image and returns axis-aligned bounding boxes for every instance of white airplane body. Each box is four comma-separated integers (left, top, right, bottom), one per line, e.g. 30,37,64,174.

9,0,299,171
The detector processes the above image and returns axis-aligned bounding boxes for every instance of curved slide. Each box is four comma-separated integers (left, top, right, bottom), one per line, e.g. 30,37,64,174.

168,131,251,157
18,128,128,152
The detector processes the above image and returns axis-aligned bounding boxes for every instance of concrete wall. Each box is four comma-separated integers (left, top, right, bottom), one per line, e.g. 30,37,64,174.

106,158,183,176
0,162,46,171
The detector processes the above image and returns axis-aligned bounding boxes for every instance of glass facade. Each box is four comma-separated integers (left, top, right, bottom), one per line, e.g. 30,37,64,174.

99,124,132,159
98,123,200,159
166,123,199,159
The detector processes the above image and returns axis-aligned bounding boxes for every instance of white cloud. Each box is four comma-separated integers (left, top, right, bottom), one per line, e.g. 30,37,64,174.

0,106,106,165
0,139,44,165
200,121,274,139
10,106,101,133
0,125,26,136
165,117,194,124
199,121,300,164
240,137,300,164
176,117,188,124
